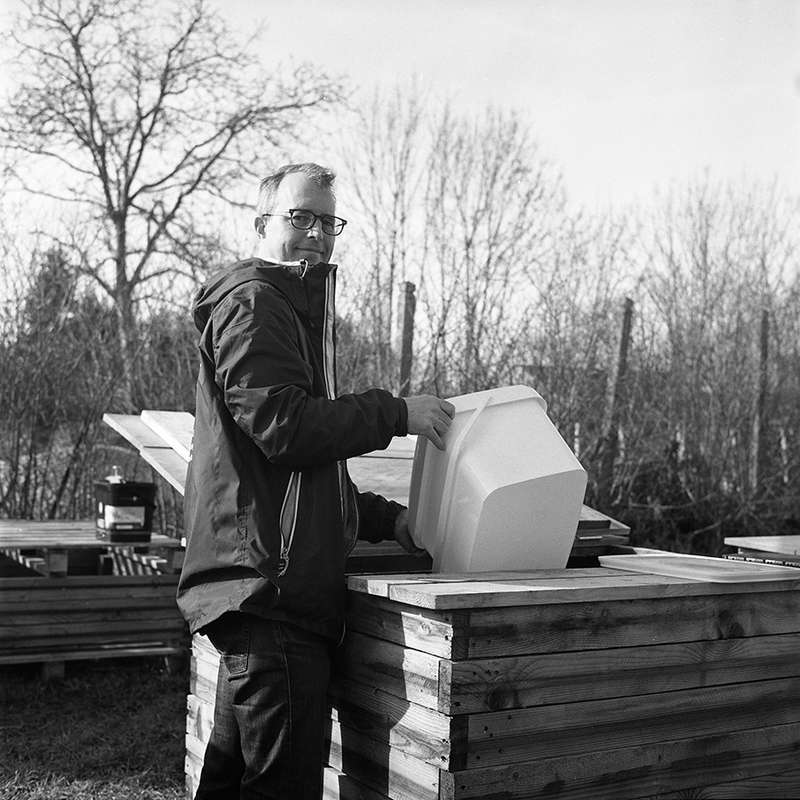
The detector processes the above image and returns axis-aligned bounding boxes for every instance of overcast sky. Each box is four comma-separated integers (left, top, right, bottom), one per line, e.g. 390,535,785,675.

1,0,798,215
213,0,800,213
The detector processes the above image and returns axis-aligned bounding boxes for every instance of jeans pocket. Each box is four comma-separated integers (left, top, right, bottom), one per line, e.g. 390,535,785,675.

204,611,250,677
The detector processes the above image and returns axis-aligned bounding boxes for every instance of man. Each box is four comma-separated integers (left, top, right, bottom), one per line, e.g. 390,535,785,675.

177,162,454,799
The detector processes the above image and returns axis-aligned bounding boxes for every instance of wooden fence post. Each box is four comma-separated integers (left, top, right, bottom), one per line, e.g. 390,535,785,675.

598,297,634,506
399,281,416,397
750,307,769,499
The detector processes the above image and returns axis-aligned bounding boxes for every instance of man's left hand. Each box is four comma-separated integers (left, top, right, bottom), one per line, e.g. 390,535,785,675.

394,508,427,556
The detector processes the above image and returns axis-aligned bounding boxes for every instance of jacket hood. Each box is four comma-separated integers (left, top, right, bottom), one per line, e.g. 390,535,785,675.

192,258,336,333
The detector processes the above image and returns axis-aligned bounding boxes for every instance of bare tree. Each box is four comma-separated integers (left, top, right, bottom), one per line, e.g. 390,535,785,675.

418,106,567,394
338,84,427,390
628,178,799,549
2,0,344,409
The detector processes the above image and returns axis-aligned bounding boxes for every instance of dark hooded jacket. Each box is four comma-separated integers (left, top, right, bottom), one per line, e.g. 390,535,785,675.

177,258,408,641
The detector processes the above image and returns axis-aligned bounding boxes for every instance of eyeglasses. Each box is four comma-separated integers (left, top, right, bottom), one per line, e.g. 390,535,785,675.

261,208,348,236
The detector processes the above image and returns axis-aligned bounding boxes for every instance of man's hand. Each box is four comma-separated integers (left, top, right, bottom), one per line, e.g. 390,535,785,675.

404,395,455,450
393,508,427,555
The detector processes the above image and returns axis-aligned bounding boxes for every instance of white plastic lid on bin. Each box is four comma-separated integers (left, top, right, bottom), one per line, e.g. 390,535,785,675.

408,385,587,573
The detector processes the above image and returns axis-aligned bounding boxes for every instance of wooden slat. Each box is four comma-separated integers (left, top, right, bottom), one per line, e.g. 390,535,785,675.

600,552,800,582
726,552,800,568
330,679,456,767
186,693,215,742
463,675,800,768
0,525,180,549
346,588,800,659
337,630,800,715
346,593,459,659
336,631,441,710
321,720,800,800
140,409,194,460
0,617,187,648
348,567,615,595
0,519,98,534
322,766,391,800
0,643,183,665
0,573,180,589
0,570,186,666
348,566,800,610
655,768,800,799
448,723,800,798
2,604,184,628
349,569,705,608
102,413,172,450
332,674,800,770
139,446,188,494
327,717,440,800
724,534,800,555
2,583,179,606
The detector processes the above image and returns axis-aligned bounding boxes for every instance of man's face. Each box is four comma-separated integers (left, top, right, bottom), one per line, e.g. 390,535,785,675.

257,172,336,266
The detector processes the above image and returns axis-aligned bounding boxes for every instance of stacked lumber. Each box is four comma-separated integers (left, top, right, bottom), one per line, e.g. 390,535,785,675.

0,573,186,679
185,564,800,799
725,535,800,568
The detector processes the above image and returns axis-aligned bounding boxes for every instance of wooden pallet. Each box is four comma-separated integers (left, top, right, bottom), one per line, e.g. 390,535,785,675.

185,564,800,799
0,573,187,679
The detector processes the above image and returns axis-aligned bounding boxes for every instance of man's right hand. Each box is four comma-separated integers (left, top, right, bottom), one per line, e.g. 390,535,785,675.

404,395,455,450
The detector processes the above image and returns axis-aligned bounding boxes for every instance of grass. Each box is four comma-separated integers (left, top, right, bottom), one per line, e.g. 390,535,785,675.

0,656,188,800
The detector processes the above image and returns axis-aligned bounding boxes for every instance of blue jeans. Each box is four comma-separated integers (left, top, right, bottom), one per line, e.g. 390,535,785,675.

196,612,333,800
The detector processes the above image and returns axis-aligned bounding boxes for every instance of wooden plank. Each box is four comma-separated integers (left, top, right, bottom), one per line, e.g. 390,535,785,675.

0,644,183,665
654,768,800,799
0,519,98,534
724,534,800,555
1,617,187,651
443,722,800,800
727,552,800,568
140,409,195,460
600,552,800,582
322,767,391,800
464,589,800,658
333,674,800,770
185,731,209,764
346,592,461,659
337,630,800,714
323,720,800,800
1,604,184,630
0,526,181,548
386,572,800,609
348,567,800,610
461,675,800,769
348,567,617,597
326,717,440,800
0,573,180,589
336,631,441,710
330,679,456,767
102,413,171,450
139,446,188,494
445,631,800,712
346,588,800,660
2,587,180,611
186,693,215,742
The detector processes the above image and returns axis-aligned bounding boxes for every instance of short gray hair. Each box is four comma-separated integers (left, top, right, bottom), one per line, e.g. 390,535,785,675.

256,163,336,216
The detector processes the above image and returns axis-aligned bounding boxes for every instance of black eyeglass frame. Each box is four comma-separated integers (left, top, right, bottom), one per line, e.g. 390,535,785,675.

260,208,348,236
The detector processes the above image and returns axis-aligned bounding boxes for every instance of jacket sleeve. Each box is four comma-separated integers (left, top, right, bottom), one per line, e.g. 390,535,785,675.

354,489,405,543
211,283,408,467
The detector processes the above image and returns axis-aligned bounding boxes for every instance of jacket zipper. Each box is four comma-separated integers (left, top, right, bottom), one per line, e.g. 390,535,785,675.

277,269,352,582
278,470,302,576
323,272,350,533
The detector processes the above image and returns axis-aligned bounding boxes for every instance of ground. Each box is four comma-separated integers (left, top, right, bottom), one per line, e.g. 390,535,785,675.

0,657,188,800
